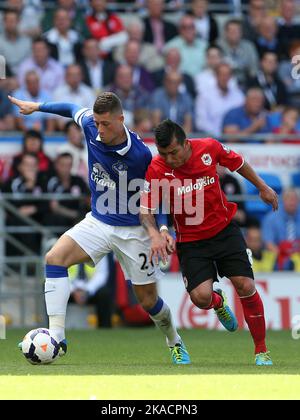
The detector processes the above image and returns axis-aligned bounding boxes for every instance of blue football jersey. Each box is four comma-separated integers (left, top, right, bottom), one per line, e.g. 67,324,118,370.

74,108,152,226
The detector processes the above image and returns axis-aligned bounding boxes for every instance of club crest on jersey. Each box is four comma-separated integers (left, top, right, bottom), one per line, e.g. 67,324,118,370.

201,153,212,166
112,160,128,176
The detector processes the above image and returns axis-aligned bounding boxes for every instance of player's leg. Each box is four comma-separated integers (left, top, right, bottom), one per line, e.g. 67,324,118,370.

215,222,272,364
45,214,112,349
229,275,272,365
132,281,190,365
45,234,91,344
112,226,190,364
177,241,238,332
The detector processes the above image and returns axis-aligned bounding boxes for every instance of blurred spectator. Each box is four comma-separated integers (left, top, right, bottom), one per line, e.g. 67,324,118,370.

194,45,239,96
0,9,32,75
86,0,128,57
278,41,300,107
122,40,155,92
218,19,259,87
152,48,196,98
18,37,65,94
242,0,268,43
42,0,90,38
262,188,300,269
254,16,280,58
188,0,219,43
107,64,149,127
223,88,272,141
2,152,47,256
69,254,116,328
218,164,259,228
132,109,153,140
262,188,300,253
113,18,164,72
246,226,277,272
10,129,53,178
247,52,287,110
194,45,223,95
58,121,89,179
1,0,43,38
53,64,95,129
277,0,300,59
12,70,56,132
151,70,193,134
44,152,90,229
272,107,300,144
195,63,244,136
143,0,178,53
164,15,207,77
0,79,15,131
43,8,82,67
79,38,116,94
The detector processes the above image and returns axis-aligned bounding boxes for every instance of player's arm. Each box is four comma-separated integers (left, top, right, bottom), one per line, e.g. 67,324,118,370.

237,161,278,211
8,95,82,119
215,140,278,212
140,208,169,265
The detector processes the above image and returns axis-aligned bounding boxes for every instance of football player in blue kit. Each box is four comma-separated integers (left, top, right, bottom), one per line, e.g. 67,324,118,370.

9,92,190,365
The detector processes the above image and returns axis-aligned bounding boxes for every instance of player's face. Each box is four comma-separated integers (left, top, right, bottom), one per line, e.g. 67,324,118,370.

93,111,125,145
157,137,191,169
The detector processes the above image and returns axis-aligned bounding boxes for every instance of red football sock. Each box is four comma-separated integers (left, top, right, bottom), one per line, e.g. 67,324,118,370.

204,291,223,310
240,290,267,354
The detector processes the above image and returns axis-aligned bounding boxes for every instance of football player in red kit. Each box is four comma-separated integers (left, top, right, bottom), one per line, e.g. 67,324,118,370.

140,119,278,366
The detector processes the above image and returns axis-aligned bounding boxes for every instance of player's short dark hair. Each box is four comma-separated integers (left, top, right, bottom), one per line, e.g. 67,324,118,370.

93,92,123,115
154,119,186,148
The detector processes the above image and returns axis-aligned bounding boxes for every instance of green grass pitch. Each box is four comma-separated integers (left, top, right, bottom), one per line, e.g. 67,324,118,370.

0,328,299,400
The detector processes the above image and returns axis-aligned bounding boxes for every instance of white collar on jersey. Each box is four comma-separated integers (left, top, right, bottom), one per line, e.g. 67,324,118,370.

96,124,132,155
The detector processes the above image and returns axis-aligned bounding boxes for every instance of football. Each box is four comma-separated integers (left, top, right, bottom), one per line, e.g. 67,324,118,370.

21,328,60,365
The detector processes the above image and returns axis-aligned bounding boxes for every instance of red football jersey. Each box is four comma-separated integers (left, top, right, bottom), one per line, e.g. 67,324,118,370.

86,13,124,41
141,138,244,242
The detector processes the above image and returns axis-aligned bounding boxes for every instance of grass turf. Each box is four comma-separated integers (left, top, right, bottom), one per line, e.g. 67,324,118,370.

0,328,299,399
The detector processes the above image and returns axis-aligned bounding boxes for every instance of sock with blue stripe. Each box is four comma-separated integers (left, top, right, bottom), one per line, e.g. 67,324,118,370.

45,265,70,342
148,297,181,347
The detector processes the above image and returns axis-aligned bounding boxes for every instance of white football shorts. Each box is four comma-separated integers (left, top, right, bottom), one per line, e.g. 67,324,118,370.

64,212,159,285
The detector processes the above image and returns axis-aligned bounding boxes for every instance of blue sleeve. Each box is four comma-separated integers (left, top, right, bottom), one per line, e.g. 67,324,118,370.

39,102,82,119
155,209,168,228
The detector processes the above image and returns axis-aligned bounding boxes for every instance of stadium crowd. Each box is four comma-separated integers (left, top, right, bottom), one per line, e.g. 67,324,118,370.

0,0,300,277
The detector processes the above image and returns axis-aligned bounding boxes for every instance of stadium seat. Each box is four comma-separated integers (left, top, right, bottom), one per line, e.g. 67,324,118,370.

244,173,282,221
291,173,300,188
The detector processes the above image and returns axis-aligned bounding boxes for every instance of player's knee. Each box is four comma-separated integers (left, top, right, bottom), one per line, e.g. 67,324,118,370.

233,277,255,297
190,289,211,309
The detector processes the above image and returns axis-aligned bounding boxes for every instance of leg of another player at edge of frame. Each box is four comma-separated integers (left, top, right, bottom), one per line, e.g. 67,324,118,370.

133,283,191,365
189,277,273,366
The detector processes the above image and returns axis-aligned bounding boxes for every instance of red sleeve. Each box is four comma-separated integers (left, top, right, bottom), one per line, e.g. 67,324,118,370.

212,139,244,172
140,164,161,211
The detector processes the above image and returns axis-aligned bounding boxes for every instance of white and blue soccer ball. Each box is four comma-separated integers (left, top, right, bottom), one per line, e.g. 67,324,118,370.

21,328,60,365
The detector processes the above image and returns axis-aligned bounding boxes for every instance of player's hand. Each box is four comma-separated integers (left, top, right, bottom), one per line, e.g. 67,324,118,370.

8,95,40,115
259,185,278,211
149,232,168,265
160,230,175,255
